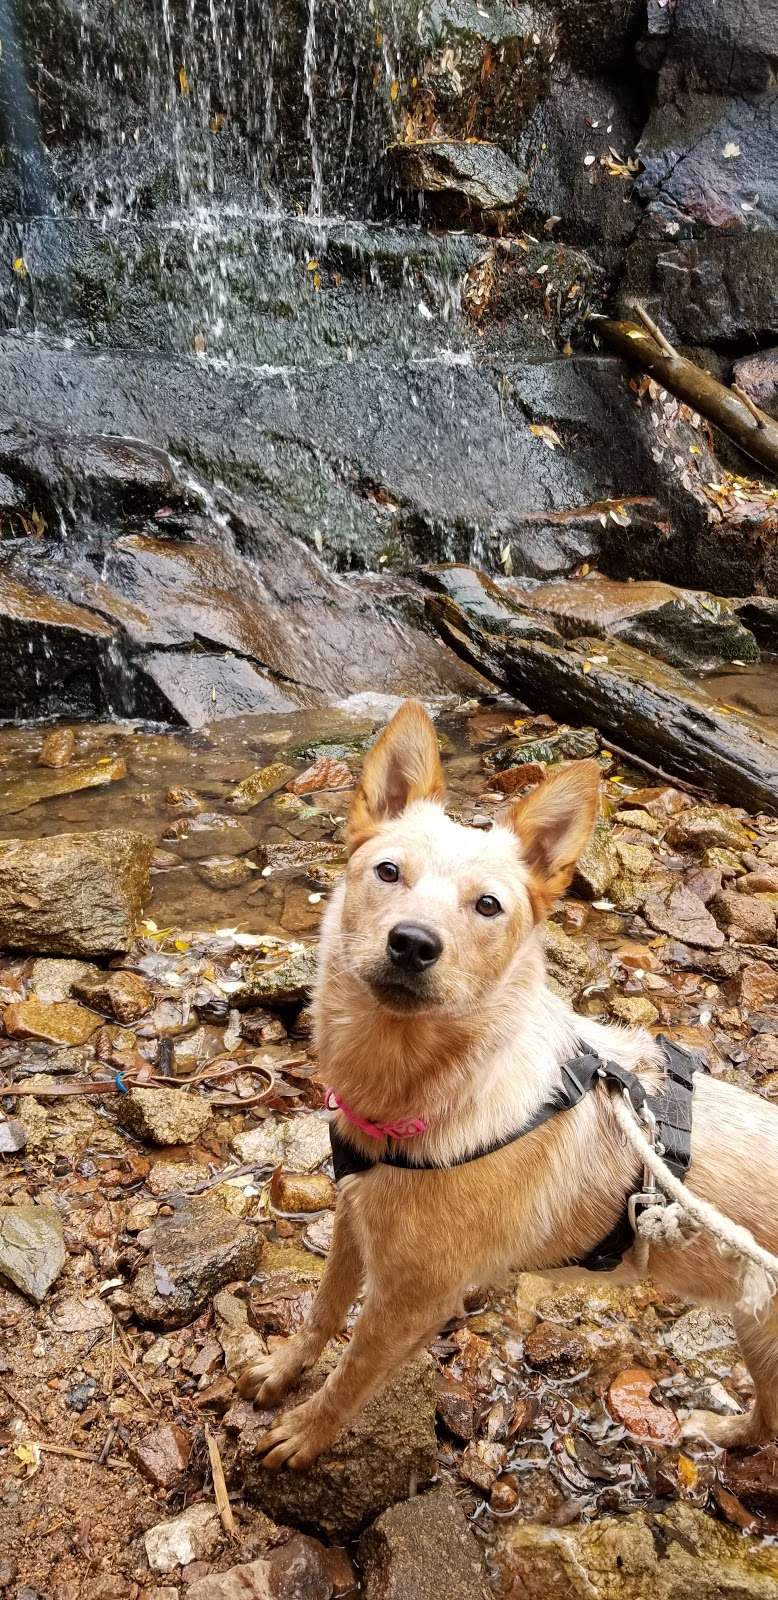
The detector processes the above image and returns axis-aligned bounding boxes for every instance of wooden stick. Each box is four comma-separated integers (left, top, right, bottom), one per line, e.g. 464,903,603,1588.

38,1440,131,1468
117,1364,156,1410
634,303,678,359
205,1424,237,1538
0,1376,43,1427
732,383,767,429
595,317,778,476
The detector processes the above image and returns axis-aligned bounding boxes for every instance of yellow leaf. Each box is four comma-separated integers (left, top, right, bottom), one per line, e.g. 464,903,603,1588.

193,331,205,354
312,270,321,291
306,259,319,271
12,257,27,278
178,65,189,95
529,422,562,450
390,79,400,101
678,1453,699,1490
582,661,592,674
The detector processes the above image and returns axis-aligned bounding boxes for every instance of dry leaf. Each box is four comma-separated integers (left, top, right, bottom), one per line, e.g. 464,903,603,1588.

12,257,27,278
529,423,562,449
178,65,189,95
722,141,741,159
389,79,400,102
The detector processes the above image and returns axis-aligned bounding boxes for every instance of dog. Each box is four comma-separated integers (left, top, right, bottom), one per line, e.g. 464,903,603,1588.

239,700,778,1468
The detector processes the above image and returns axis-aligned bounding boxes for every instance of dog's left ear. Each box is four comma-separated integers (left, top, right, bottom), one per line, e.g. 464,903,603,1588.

507,759,601,917
346,701,445,854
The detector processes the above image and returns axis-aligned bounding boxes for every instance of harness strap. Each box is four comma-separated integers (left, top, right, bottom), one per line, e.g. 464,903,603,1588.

328,1036,700,1272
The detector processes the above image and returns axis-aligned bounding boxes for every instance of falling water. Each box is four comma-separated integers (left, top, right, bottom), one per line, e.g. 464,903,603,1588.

0,0,55,214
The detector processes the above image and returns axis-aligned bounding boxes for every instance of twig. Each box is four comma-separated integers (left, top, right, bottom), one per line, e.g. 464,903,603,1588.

598,737,707,798
634,303,678,359
117,1364,156,1410
205,1424,237,1538
38,1440,131,1468
732,383,767,429
97,1422,119,1466
0,1377,43,1427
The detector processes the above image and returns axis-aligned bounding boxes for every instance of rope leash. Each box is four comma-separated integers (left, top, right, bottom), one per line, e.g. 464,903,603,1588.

611,1087,778,1319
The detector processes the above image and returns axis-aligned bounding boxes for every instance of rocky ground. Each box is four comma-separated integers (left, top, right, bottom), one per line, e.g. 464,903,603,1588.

3,697,778,1599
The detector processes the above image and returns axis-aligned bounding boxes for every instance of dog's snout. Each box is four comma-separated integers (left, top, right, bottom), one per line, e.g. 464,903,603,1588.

387,922,442,973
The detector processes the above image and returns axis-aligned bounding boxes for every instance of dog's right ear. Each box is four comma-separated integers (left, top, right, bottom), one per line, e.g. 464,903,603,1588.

346,701,445,854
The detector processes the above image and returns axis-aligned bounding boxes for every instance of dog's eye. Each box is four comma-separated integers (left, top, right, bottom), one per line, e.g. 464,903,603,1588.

375,861,400,884
475,894,502,918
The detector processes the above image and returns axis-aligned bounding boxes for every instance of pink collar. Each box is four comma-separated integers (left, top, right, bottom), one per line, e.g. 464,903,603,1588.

324,1087,427,1140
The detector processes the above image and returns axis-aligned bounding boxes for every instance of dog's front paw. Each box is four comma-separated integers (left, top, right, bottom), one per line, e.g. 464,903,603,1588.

682,1406,752,1447
256,1396,339,1470
237,1340,308,1407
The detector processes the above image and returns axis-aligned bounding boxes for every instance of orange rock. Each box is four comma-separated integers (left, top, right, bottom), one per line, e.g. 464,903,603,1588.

608,1367,681,1444
288,757,354,795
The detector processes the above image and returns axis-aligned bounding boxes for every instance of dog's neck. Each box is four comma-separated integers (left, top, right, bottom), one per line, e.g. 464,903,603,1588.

315,931,580,1139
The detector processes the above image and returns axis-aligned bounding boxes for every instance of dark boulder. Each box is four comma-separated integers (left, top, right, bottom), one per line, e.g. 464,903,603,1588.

390,137,528,223
513,69,643,249
620,232,778,347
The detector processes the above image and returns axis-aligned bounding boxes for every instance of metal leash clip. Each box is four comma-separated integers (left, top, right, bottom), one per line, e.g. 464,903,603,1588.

626,1092,667,1232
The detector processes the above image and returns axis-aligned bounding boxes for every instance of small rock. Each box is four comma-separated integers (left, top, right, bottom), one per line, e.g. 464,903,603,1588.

610,995,659,1027
358,1483,490,1600
240,1353,437,1538
232,1119,286,1168
3,997,101,1045
148,1159,210,1196
0,1202,65,1302
738,867,778,895
196,858,256,891
0,1117,26,1153
144,1504,221,1575
0,829,154,956
71,970,152,1023
714,892,777,946
37,728,77,767
187,1535,333,1600
723,1444,778,1512
0,754,127,816
663,1307,736,1364
740,962,778,1010
287,758,354,795
572,823,618,899
666,806,752,854
229,763,295,812
117,1086,212,1147
284,1116,332,1173
436,1377,476,1440
607,1367,681,1445
240,945,318,1008
162,814,255,861
543,921,606,1001
30,957,96,1001
489,762,547,795
131,1193,263,1328
270,1170,336,1213
213,1289,265,1377
524,1321,588,1377
460,1439,508,1492
643,886,725,949
130,1424,191,1489
391,137,527,216
759,841,778,867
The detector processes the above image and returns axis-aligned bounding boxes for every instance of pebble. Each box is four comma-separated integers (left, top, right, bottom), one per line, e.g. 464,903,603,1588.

117,1086,213,1147
3,997,102,1045
144,1505,221,1575
130,1424,191,1489
0,1202,65,1302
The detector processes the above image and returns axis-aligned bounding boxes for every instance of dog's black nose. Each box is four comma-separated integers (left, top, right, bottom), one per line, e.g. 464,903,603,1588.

387,922,442,972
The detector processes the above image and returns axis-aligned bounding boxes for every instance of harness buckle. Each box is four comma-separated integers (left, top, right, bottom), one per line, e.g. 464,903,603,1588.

628,1188,666,1232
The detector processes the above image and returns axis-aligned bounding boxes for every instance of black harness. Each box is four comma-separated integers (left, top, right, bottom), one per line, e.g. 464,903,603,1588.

328,1036,699,1273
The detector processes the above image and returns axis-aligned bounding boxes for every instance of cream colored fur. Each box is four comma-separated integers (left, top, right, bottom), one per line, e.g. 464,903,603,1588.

240,704,778,1468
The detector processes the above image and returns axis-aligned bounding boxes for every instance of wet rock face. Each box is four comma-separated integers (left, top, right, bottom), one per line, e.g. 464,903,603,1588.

0,829,154,956
239,1354,438,1537
391,138,528,222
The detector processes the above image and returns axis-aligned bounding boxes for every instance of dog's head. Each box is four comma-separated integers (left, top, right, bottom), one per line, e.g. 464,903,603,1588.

337,701,600,1016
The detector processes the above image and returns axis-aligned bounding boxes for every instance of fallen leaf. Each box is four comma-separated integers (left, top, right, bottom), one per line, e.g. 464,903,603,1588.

12,257,27,278
529,423,562,449
178,65,189,95
608,1368,681,1444
722,142,741,159
389,79,400,101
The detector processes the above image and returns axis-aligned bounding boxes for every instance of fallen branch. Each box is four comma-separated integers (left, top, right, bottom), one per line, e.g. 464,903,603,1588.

594,314,778,476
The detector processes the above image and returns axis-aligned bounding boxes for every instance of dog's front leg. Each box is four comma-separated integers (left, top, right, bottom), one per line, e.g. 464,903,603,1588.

256,1282,453,1470
238,1195,363,1408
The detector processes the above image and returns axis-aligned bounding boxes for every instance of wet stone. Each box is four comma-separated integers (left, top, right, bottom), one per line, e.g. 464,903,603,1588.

270,1170,336,1213
71,969,152,1023
187,1535,335,1600
524,1321,588,1376
195,857,256,891
130,1424,191,1489
229,763,295,812
0,754,127,816
161,813,256,861
358,1483,490,1600
667,807,753,855
37,727,77,767
714,892,777,946
131,1192,264,1327
3,998,101,1045
740,962,778,1010
240,945,318,1008
117,1086,213,1147
0,828,155,956
239,1353,438,1538
643,886,726,949
436,1377,476,1441
391,138,528,218
30,957,97,1002
0,1201,65,1302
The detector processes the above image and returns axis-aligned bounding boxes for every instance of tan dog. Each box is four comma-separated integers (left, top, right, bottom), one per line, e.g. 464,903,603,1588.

240,701,778,1468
